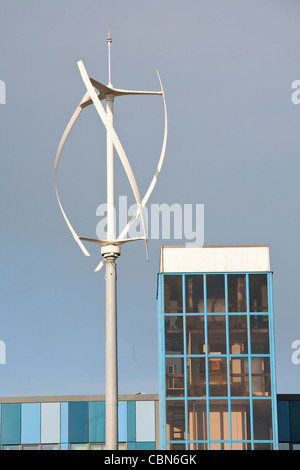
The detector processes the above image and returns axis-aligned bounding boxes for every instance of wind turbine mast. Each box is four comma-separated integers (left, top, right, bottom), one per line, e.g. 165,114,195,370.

54,35,168,450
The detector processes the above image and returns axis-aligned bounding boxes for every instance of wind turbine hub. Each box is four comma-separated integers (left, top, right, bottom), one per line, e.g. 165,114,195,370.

101,244,121,260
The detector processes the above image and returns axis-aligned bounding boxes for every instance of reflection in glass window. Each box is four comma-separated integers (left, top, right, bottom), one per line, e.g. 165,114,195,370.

186,275,204,313
249,274,268,312
207,316,226,354
252,357,271,397
250,315,270,354
231,400,251,444
186,316,205,354
187,357,206,397
188,400,207,441
229,315,248,354
206,275,225,313
167,443,186,450
228,275,246,312
166,401,185,441
166,358,185,397
209,400,229,445
253,400,273,441
164,276,183,313
209,358,228,397
165,317,183,355
230,358,249,396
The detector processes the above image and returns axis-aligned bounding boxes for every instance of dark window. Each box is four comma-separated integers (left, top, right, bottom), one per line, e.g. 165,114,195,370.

166,358,185,397
252,357,271,397
250,315,270,354
166,401,185,441
228,275,247,312
229,315,248,354
164,276,183,313
186,316,205,354
209,358,228,397
165,316,184,355
187,357,206,397
206,275,225,313
252,400,273,441
249,274,268,312
207,315,226,354
185,275,204,313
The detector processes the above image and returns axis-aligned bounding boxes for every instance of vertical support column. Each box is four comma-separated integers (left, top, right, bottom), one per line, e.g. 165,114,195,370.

106,94,115,241
105,255,118,450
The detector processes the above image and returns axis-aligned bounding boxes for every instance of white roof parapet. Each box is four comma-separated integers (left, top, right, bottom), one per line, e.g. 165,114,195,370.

159,245,270,273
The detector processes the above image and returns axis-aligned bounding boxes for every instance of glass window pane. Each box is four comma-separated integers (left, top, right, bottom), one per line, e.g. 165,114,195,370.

207,315,226,354
289,401,300,442
209,400,229,441
228,275,247,312
252,400,273,441
1,403,21,446
164,276,183,313
230,358,249,396
89,402,105,443
167,443,186,450
166,358,185,397
41,444,59,450
70,444,88,450
187,357,206,397
165,316,183,355
91,444,105,450
189,442,207,450
206,275,225,313
188,400,207,441
22,445,39,450
21,403,41,445
249,274,268,312
186,316,205,354
209,358,228,397
252,357,271,397
166,401,185,441
229,315,248,354
231,400,251,442
186,275,204,313
68,402,88,444
250,315,270,354
3,445,20,450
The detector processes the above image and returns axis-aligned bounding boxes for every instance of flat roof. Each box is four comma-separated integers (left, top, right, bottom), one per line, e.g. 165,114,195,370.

159,245,270,273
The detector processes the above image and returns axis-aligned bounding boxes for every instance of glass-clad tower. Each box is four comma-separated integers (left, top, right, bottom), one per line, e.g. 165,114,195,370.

157,246,278,450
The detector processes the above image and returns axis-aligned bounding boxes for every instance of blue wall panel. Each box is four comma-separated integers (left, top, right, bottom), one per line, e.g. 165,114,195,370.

60,402,68,445
1,403,21,445
127,401,136,443
21,403,41,445
118,401,127,442
89,402,105,443
277,401,290,442
69,402,88,443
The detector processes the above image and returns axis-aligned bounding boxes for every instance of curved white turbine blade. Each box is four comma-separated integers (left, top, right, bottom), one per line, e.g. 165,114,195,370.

117,70,168,241
54,92,91,256
77,60,149,261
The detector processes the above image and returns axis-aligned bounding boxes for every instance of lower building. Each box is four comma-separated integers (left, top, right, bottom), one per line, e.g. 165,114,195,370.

0,394,158,450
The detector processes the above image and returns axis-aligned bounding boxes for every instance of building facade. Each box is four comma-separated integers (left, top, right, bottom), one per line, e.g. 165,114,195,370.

157,245,278,450
0,394,158,450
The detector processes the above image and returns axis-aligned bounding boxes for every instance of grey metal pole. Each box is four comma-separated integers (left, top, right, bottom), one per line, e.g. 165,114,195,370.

105,255,118,450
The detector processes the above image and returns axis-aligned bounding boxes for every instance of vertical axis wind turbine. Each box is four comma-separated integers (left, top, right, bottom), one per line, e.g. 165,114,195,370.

54,36,167,450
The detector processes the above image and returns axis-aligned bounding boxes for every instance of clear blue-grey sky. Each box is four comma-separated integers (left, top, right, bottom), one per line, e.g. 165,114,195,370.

1,0,300,397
